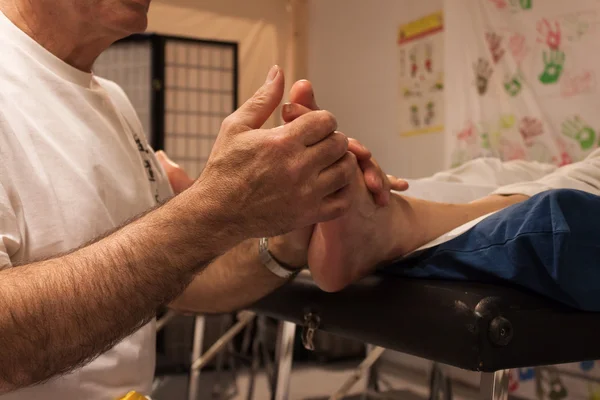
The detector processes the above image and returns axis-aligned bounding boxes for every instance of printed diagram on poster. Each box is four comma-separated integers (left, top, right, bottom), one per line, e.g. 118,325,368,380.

398,11,444,137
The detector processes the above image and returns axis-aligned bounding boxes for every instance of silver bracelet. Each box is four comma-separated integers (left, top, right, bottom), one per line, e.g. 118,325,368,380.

258,237,303,279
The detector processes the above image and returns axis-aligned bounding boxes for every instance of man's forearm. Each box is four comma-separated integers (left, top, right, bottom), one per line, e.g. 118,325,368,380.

170,235,305,314
0,193,240,393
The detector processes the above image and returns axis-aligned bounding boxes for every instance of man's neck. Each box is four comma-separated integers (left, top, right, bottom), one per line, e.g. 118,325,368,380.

0,1,113,72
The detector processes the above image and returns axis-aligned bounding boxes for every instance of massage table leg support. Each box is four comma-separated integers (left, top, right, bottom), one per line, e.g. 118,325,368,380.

272,321,297,400
480,370,509,400
188,315,206,400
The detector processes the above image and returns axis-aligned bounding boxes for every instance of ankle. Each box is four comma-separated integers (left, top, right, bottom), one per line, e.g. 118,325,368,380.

381,194,416,261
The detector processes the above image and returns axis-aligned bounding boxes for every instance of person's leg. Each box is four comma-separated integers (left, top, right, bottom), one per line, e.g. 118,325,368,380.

390,189,600,312
307,163,527,292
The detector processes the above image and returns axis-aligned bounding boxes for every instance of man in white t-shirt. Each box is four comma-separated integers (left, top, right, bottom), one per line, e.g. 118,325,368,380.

0,0,405,398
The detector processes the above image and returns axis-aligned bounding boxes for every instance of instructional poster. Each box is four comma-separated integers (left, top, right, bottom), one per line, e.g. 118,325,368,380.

397,11,445,137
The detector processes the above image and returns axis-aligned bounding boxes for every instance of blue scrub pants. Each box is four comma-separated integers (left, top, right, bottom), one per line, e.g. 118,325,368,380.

384,189,600,311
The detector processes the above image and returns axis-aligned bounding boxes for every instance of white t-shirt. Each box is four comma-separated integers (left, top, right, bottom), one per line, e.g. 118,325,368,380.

0,11,173,400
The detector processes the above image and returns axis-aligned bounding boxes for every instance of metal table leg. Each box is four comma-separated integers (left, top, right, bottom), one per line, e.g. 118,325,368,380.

187,315,206,400
272,321,296,400
480,370,509,400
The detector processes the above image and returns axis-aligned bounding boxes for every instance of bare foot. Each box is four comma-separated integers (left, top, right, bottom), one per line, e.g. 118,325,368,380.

307,165,407,292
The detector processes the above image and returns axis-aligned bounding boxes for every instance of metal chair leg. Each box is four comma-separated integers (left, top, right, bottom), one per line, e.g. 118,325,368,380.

187,315,206,400
480,370,509,400
272,321,296,400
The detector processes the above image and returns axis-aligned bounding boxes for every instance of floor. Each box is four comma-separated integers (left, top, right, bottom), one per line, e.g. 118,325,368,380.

152,360,482,400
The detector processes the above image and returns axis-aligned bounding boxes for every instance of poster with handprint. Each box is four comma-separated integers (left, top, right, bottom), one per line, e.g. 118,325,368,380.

397,11,445,138
444,0,600,171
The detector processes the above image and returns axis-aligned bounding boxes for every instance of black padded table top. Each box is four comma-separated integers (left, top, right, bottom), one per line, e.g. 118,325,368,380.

250,271,600,372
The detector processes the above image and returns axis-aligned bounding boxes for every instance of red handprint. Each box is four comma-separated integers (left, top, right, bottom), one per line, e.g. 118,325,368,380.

537,19,561,50
509,370,520,393
489,0,507,9
486,32,506,64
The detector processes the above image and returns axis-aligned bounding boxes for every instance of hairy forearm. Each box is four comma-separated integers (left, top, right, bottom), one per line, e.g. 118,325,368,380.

169,235,302,314
390,193,530,256
0,192,240,393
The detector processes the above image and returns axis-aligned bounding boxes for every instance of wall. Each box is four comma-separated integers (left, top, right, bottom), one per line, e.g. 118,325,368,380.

147,0,295,127
307,0,444,178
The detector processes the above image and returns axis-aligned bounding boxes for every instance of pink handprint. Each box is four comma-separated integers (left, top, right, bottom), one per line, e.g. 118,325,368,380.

500,139,527,161
457,122,476,143
508,33,529,65
552,138,573,166
537,19,561,50
501,139,527,161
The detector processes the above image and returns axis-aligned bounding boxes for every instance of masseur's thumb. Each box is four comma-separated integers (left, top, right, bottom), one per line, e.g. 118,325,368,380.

228,65,285,131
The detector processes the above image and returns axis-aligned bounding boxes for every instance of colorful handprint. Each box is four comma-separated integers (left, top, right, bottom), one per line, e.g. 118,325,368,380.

457,121,476,143
519,116,544,145
474,58,494,95
562,116,597,150
508,33,529,65
489,0,508,9
539,50,565,85
519,368,535,381
537,19,562,50
504,73,523,96
518,0,532,10
535,367,568,400
581,361,595,372
508,370,520,393
500,138,527,160
486,32,506,63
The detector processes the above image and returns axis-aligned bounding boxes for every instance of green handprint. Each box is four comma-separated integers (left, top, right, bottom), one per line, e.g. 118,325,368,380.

539,50,565,85
504,73,522,96
509,0,532,10
480,132,491,149
519,0,532,9
561,116,597,150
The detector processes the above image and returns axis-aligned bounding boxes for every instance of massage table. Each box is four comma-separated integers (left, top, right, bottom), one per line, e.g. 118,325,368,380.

245,270,600,400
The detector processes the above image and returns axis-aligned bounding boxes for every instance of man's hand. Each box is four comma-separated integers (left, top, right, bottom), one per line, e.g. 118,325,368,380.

267,80,410,268
156,151,194,194
282,79,409,206
191,66,356,240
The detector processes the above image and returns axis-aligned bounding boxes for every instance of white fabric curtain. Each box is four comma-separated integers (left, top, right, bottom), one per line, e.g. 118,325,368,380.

444,0,600,169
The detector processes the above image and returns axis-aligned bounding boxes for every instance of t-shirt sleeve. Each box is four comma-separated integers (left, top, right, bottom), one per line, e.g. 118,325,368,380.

0,182,20,269
492,148,600,198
